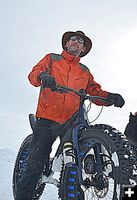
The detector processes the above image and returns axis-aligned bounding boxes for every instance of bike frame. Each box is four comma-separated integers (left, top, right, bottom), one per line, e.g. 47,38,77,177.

71,94,89,185
13,85,136,200
40,86,109,188
61,89,105,186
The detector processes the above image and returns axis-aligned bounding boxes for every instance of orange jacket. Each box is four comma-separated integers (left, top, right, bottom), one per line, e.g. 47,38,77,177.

28,50,109,124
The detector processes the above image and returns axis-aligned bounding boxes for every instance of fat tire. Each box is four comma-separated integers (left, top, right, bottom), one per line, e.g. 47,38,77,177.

12,134,45,200
80,124,137,199
59,124,137,200
59,163,84,200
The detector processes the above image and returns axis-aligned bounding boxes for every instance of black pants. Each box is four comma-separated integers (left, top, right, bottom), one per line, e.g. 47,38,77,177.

15,118,63,200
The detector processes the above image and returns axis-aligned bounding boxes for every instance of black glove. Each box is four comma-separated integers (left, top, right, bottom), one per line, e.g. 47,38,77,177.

107,93,125,108
39,72,56,91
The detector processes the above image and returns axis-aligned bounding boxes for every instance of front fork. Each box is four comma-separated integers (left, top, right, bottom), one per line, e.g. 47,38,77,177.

72,125,105,188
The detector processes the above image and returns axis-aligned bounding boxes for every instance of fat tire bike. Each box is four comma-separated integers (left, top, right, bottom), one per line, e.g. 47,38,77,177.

12,85,137,200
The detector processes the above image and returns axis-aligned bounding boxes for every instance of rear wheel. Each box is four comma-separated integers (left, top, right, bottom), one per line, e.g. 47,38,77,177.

12,134,45,200
59,124,137,200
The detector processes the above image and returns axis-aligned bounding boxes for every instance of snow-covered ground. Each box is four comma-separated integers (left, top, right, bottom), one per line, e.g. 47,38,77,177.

0,148,15,200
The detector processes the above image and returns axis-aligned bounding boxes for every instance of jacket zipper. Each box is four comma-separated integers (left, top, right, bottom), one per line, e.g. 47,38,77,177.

60,63,71,123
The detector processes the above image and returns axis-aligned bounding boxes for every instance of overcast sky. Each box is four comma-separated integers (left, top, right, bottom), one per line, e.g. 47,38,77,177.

0,0,137,150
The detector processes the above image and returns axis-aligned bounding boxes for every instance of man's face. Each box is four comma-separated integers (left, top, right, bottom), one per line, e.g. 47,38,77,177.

65,35,86,57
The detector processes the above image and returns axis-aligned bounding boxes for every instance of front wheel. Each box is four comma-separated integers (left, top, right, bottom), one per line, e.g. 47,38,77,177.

59,124,137,200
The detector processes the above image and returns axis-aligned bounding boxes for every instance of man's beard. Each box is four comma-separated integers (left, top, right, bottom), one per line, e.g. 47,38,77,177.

66,46,81,57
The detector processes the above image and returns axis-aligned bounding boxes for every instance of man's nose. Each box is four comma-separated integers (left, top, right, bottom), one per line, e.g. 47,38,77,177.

73,39,79,44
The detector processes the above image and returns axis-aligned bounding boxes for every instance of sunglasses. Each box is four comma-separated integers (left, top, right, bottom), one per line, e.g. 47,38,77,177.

69,35,85,44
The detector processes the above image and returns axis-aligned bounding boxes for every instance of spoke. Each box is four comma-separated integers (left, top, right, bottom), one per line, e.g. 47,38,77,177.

85,188,95,200
105,193,114,200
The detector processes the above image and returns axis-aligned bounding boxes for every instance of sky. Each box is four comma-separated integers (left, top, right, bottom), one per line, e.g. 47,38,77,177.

0,0,137,151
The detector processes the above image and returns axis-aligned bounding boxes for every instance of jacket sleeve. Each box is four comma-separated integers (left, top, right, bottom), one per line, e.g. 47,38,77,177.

85,73,109,106
28,54,51,87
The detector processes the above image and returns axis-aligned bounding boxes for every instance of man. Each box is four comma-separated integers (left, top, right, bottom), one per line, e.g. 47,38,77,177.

15,30,125,200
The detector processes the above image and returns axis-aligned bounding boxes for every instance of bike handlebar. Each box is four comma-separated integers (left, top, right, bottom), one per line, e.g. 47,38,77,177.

54,84,109,104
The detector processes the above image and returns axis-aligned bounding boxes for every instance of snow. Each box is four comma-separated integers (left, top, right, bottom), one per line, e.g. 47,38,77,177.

0,148,15,199
111,152,119,167
116,184,121,200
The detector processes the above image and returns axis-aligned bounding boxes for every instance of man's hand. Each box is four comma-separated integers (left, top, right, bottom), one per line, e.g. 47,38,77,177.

39,72,56,91
107,93,125,108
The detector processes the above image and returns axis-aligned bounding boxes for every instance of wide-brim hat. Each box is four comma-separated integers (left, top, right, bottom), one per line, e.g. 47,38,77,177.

62,30,92,57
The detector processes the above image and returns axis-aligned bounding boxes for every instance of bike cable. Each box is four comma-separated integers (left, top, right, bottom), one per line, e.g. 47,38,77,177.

86,102,104,124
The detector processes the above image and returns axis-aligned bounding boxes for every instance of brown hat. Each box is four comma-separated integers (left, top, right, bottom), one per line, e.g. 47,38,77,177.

62,31,92,57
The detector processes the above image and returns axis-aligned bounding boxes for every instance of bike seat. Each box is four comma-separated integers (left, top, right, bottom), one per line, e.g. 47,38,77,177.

29,114,36,131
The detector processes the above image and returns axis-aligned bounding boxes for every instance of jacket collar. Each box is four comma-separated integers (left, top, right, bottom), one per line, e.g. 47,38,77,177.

61,50,80,63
